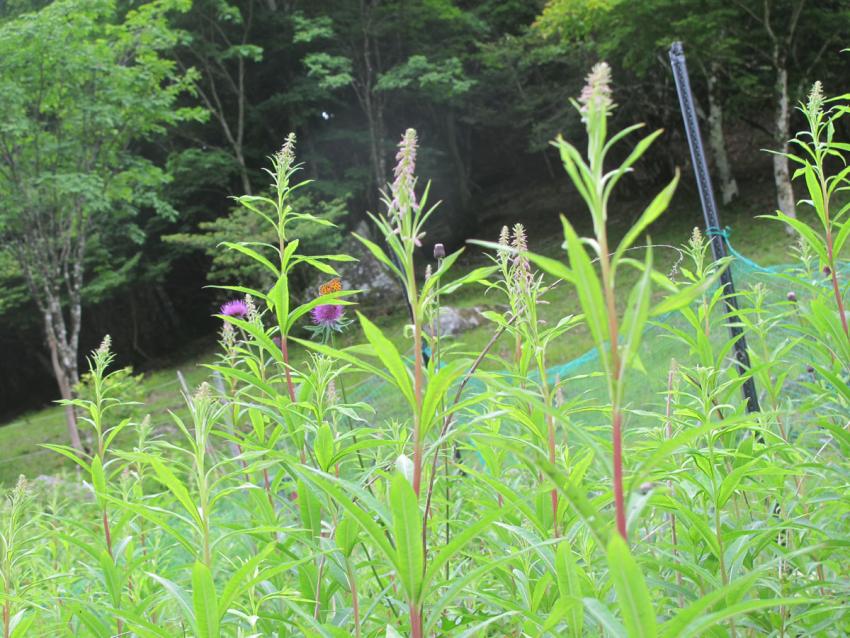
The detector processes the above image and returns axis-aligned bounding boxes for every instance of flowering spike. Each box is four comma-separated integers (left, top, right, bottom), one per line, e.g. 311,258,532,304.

277,132,297,171
96,335,112,357
807,81,824,114
220,322,236,350
391,128,419,217
579,61,614,118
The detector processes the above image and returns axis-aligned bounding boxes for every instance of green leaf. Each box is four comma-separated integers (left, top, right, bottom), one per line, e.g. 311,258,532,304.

145,454,204,530
420,360,465,436
561,215,609,358
762,212,828,262
298,479,323,540
390,472,424,605
613,172,678,267
192,561,219,638
526,251,576,284
218,544,276,613
220,241,279,277
9,612,34,638
555,542,584,638
314,423,335,472
352,233,403,280
98,548,122,607
423,506,503,594
297,468,396,568
357,312,415,408
90,454,107,506
584,597,627,636
606,534,657,638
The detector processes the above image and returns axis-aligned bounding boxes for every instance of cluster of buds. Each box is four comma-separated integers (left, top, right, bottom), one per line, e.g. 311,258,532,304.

807,80,824,115
391,128,418,217
578,61,614,120
220,321,236,351
96,335,112,358
276,132,297,174
386,128,426,247
497,223,536,315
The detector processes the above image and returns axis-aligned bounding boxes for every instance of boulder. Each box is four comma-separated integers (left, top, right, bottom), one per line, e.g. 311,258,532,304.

334,221,405,309
426,305,490,337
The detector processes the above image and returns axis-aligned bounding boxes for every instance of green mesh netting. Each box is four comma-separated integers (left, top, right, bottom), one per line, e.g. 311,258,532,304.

347,230,848,433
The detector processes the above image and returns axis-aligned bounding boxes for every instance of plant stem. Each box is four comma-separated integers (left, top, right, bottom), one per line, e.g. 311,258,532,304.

412,317,424,497
665,361,684,608
422,320,511,540
410,603,423,638
346,559,361,638
597,223,627,541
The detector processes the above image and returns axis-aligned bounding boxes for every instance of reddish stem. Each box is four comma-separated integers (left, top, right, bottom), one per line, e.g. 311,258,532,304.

279,337,305,463
347,562,361,638
103,510,113,557
263,468,274,507
410,603,423,638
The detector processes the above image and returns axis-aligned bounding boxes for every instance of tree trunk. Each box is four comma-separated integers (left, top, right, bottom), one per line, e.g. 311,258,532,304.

772,48,796,221
357,0,386,205
45,318,82,451
706,67,738,205
445,111,471,209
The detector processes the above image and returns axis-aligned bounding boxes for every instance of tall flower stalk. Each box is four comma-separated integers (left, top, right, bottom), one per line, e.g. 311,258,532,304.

489,223,574,536
768,81,850,340
219,133,356,463
363,128,436,497
528,62,709,542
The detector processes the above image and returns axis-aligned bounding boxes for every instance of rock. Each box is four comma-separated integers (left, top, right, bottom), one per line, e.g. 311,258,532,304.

427,305,489,337
334,221,405,309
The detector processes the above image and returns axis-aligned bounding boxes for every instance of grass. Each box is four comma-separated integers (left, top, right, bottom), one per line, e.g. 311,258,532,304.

0,184,803,485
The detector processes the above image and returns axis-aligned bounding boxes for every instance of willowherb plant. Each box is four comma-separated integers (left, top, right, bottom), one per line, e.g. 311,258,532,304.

524,62,712,543
13,64,850,638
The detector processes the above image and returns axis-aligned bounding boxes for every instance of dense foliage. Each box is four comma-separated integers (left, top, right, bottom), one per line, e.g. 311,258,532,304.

4,64,850,636
1,0,849,415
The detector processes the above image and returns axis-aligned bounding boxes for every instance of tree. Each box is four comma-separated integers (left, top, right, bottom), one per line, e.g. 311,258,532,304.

0,0,199,448
173,0,265,195
731,0,849,221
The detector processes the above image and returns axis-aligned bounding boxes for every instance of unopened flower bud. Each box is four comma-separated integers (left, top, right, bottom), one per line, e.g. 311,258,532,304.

823,266,832,277
433,243,446,260
787,291,797,303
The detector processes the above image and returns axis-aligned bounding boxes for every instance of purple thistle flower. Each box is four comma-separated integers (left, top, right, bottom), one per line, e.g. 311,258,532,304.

220,299,249,318
311,303,345,326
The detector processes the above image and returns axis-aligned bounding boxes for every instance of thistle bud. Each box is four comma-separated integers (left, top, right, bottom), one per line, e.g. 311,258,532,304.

433,243,446,260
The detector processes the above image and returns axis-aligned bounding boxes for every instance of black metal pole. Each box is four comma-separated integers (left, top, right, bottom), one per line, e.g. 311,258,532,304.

668,41,760,413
